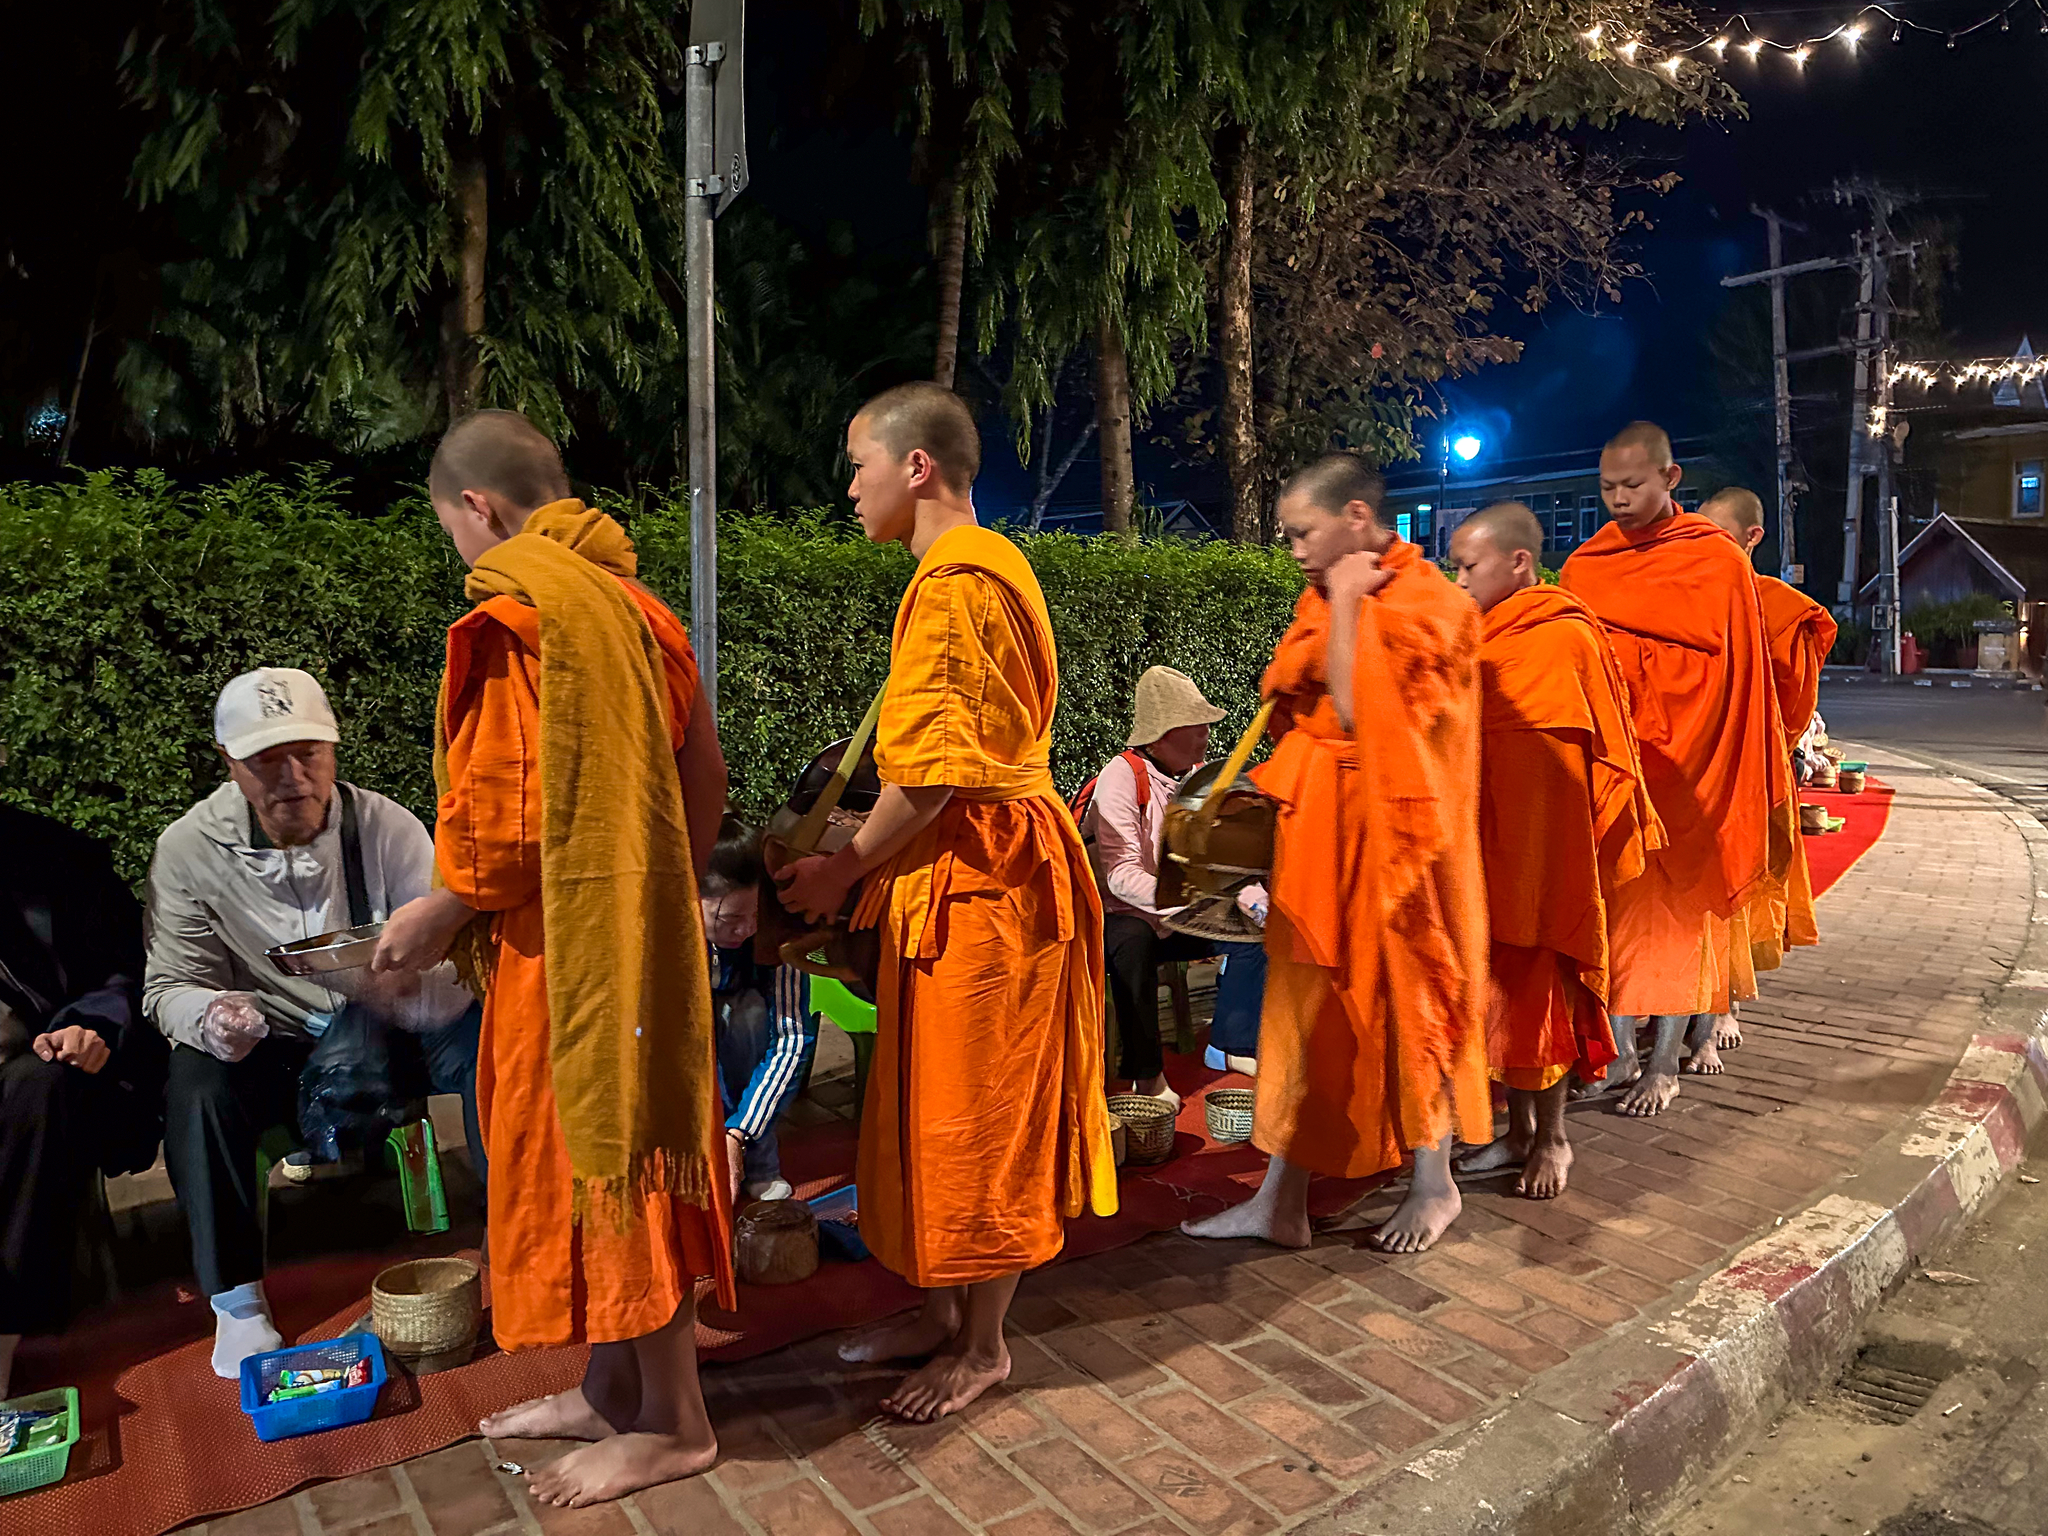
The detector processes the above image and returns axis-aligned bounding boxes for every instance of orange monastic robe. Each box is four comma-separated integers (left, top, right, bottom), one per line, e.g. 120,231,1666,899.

851,524,1117,1287
1249,540,1493,1178
1478,584,1661,1090
1560,513,1790,1017
1749,577,1839,967
438,581,733,1349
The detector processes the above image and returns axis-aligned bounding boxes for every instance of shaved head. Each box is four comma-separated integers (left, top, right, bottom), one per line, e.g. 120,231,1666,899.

1604,420,1674,469
1279,452,1387,521
429,409,572,515
1701,487,1765,536
1449,503,1543,613
1700,486,1767,556
1463,501,1545,564
854,382,981,493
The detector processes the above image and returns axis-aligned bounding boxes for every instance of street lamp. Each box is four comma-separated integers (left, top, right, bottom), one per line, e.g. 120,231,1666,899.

1436,430,1484,554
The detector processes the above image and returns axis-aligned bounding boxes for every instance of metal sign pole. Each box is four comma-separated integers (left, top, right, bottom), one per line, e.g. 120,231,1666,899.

682,0,747,717
684,46,718,713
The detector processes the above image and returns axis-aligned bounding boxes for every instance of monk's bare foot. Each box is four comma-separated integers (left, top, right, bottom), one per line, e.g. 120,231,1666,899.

525,1430,718,1507
1572,1057,1637,1101
1684,1038,1725,1075
1515,1139,1572,1199
1454,1136,1528,1176
1368,1182,1462,1255
1617,1070,1680,1117
481,1388,612,1441
837,1308,956,1364
881,1344,1010,1423
1180,1198,1311,1249
1716,1015,1743,1050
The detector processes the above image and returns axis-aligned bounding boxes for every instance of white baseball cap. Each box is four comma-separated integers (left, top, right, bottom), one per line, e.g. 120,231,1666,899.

214,668,340,760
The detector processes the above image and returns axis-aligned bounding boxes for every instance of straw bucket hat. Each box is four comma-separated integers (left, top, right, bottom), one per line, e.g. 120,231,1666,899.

1127,667,1227,747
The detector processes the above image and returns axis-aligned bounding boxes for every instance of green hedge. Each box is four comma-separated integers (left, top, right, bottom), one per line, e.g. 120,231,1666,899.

0,470,1302,884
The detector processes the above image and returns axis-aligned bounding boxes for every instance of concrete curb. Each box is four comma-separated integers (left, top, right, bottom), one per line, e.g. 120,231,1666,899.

1303,793,2048,1536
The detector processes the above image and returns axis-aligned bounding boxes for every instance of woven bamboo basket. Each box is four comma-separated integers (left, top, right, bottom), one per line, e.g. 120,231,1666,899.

1203,1089,1257,1145
1800,803,1832,835
1106,1094,1177,1166
1109,1113,1128,1168
1837,763,1868,795
371,1257,482,1359
735,1199,819,1286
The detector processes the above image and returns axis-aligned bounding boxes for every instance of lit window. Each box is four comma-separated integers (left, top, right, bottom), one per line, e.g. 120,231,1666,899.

2017,460,2044,520
1579,493,1601,540
1396,513,1413,542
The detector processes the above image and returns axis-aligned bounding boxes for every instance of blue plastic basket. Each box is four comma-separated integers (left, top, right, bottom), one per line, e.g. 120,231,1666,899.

239,1334,386,1442
0,1387,79,1498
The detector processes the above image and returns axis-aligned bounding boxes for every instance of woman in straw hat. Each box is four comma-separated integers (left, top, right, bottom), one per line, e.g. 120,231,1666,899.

1079,667,1238,1110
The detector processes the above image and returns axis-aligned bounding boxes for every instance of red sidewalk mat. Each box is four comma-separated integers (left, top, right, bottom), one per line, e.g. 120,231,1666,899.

1805,776,1894,898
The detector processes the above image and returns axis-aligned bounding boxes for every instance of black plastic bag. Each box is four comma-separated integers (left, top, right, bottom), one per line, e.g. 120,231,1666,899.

296,1003,431,1163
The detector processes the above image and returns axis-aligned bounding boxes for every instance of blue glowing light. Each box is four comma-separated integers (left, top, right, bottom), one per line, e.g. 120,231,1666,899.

1452,434,1483,462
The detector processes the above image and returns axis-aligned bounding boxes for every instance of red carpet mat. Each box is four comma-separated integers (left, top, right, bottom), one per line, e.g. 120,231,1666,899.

1805,777,1894,898
7,1058,1388,1536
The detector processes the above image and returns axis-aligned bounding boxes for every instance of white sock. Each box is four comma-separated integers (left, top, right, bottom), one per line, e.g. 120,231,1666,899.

210,1281,283,1380
0,1333,18,1400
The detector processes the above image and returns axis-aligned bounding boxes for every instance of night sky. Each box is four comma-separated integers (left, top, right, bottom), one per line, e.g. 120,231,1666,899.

1444,10,2048,465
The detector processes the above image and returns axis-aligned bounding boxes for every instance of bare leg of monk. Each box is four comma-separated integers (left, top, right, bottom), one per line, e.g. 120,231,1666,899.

883,1275,1017,1422
525,1324,716,1507
1180,1153,1314,1248
1684,1013,1725,1075
1573,1014,1642,1100
527,1295,720,1507
1617,1014,1688,1116
1454,1089,1538,1177
838,1287,965,1364
1370,1134,1462,1253
1516,1079,1573,1199
481,1339,639,1441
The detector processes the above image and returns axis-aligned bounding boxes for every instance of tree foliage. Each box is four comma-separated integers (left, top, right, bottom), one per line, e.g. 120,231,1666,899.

121,0,694,449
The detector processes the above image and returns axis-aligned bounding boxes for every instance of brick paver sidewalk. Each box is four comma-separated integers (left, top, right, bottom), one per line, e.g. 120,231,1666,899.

196,749,2032,1536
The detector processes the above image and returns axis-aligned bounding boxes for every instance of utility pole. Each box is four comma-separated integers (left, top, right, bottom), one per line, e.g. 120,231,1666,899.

683,1,748,714
1838,232,1878,607
1758,208,1801,581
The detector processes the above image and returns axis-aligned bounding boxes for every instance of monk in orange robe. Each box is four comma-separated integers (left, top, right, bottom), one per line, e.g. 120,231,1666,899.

1690,487,1837,1071
374,411,734,1508
1182,453,1492,1254
778,382,1116,1421
1559,424,1790,1116
1447,504,1658,1197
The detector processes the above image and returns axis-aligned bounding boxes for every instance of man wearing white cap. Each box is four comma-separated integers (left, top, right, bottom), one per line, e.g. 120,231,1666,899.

1081,668,1229,1110
145,668,483,1378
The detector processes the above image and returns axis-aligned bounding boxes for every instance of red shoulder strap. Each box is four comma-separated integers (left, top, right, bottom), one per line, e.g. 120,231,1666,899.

1124,750,1152,810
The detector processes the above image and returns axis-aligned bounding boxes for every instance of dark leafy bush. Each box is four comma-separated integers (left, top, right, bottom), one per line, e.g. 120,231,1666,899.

0,472,1303,883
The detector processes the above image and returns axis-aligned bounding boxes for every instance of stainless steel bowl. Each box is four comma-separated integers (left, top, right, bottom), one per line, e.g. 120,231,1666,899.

267,922,385,977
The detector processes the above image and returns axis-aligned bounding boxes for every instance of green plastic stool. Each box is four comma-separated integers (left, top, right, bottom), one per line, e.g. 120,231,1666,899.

811,976,876,1116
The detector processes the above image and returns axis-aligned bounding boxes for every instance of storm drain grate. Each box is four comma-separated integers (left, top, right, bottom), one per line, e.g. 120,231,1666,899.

1835,1362,1945,1425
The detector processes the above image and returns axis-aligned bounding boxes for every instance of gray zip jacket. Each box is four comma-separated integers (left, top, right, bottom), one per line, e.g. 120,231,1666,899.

144,780,472,1051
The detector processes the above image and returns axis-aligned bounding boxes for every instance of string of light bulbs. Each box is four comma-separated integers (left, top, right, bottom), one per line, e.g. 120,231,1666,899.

1580,1,2048,79
1868,354,2048,434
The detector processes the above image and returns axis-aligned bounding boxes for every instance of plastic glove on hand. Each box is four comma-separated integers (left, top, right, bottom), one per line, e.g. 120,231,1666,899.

201,991,269,1063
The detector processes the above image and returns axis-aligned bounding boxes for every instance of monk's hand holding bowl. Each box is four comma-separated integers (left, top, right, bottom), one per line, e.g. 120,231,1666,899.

774,844,862,926
1326,549,1392,605
373,888,480,973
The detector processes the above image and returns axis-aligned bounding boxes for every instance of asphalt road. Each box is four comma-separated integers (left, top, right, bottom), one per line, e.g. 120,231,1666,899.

1820,679,2048,815
1669,1133,2048,1536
